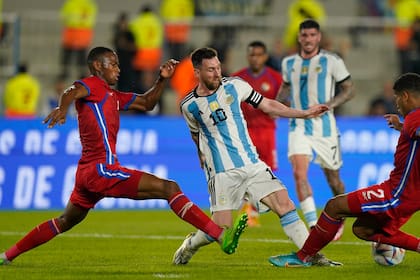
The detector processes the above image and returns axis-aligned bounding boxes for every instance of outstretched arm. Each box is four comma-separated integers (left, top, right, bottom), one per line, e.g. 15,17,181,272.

128,59,179,112
258,97,329,119
384,114,403,131
43,83,88,128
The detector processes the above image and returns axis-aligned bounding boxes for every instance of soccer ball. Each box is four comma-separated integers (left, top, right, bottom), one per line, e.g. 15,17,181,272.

371,242,405,266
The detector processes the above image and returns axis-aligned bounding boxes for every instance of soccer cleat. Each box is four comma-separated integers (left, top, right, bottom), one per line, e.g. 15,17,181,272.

268,252,311,267
220,213,248,254
0,253,11,266
172,233,198,265
310,253,343,267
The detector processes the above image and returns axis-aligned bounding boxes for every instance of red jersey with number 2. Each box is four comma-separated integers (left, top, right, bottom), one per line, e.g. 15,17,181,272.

349,108,420,225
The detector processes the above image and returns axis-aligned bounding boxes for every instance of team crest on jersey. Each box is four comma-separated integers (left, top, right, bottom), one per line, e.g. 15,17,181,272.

225,95,234,105
209,101,220,112
261,82,270,92
316,65,323,73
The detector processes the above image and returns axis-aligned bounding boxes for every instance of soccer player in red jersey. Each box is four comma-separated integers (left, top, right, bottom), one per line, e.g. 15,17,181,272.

231,40,282,171
0,46,247,266
269,72,420,267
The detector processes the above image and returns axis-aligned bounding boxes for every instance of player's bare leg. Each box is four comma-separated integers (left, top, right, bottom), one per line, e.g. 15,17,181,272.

323,168,345,240
1,202,89,264
137,173,225,240
261,190,309,248
323,169,345,196
269,195,348,267
291,155,317,228
136,173,247,262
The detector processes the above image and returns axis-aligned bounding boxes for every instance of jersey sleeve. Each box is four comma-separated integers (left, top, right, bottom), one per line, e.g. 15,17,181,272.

404,110,420,139
281,56,291,84
181,102,199,134
231,77,263,108
333,56,351,83
75,78,99,102
75,77,110,103
116,91,136,111
244,90,263,108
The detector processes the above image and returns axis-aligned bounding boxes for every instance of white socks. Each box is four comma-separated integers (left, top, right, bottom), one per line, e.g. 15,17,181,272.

189,230,213,249
280,210,309,249
300,196,317,228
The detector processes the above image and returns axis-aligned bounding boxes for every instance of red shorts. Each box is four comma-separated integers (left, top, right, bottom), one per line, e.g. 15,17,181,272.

347,182,413,235
248,127,277,170
70,163,143,209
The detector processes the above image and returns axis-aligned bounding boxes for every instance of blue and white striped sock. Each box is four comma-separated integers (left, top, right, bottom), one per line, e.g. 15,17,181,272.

280,209,309,249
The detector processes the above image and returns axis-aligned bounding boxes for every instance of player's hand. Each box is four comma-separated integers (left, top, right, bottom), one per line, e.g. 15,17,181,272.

159,59,179,79
305,104,329,118
43,107,67,128
384,114,402,131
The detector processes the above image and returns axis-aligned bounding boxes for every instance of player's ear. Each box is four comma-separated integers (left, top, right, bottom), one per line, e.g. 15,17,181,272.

193,68,200,78
92,60,102,72
263,53,269,63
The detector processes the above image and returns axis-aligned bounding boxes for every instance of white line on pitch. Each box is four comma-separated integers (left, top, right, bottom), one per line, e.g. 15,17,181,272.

0,231,369,246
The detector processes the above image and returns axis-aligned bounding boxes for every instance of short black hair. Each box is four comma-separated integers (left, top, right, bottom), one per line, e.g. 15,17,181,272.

393,72,420,96
87,46,114,65
299,19,320,31
191,47,218,68
247,41,267,52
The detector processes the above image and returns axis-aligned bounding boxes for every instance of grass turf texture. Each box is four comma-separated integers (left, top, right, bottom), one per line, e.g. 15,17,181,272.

1,210,419,280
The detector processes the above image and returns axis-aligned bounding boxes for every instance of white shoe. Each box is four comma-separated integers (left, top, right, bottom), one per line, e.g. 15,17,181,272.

173,233,198,265
0,253,11,265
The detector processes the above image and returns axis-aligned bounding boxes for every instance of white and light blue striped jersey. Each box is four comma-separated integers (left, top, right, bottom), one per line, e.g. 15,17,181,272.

281,49,350,137
181,77,263,179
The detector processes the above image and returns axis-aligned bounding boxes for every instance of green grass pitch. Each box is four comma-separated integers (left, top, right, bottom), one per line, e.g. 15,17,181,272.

1,210,419,280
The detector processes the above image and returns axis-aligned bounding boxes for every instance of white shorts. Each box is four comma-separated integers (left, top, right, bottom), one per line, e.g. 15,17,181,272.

288,130,342,170
207,162,285,213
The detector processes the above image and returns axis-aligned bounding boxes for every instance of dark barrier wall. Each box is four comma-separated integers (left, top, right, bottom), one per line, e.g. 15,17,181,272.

0,116,398,210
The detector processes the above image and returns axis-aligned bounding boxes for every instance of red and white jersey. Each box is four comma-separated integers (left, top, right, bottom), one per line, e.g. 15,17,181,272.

74,76,136,165
231,66,282,129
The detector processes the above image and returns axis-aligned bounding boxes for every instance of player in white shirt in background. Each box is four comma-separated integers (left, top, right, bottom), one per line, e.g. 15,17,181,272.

279,19,354,240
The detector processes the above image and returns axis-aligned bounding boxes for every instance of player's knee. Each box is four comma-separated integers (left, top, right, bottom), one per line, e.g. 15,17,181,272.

272,197,296,216
293,169,307,181
324,197,341,218
56,216,78,232
352,218,376,241
57,211,87,232
164,179,182,198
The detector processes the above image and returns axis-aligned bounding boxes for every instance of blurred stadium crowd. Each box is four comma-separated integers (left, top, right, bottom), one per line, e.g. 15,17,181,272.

1,0,419,117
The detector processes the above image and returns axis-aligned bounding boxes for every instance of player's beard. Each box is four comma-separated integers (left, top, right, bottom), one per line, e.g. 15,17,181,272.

301,40,320,57
204,77,221,91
